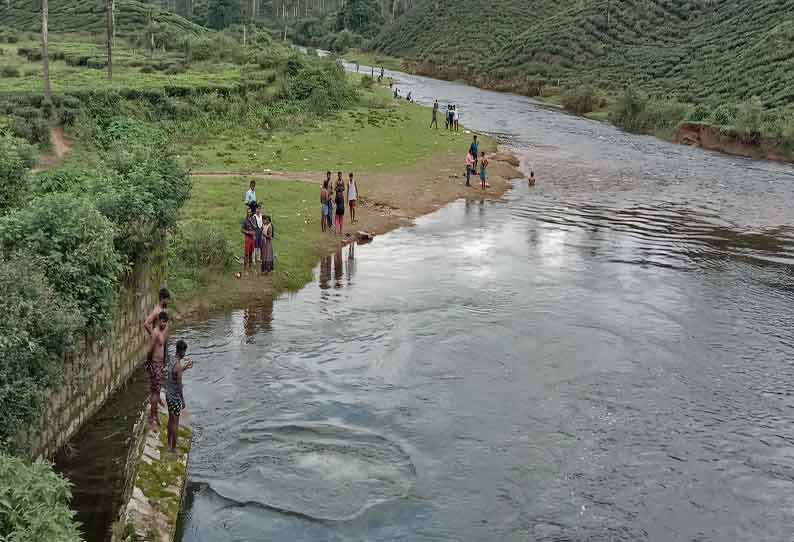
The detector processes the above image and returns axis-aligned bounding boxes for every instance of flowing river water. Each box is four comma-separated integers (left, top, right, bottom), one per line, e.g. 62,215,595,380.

176,68,794,541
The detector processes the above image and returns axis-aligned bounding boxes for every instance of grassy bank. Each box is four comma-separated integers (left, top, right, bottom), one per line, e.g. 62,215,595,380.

170,91,492,317
342,50,403,72
180,87,465,173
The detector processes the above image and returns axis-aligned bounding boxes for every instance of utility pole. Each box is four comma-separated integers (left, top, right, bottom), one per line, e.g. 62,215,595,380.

106,0,114,80
41,0,51,100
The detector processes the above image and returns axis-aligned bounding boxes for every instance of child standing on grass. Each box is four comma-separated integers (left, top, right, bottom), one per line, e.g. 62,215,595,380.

165,339,193,454
480,152,489,190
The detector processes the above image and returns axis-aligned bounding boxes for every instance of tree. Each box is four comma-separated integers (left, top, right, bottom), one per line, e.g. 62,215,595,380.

41,0,51,100
206,0,241,29
336,0,383,37
106,0,114,80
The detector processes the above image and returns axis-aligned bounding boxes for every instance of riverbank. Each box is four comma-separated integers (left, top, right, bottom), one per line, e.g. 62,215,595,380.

396,59,793,164
171,95,521,320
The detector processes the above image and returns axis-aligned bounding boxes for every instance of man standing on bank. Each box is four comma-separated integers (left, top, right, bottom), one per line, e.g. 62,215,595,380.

144,288,170,431
469,135,479,172
146,311,169,431
431,99,439,129
348,172,359,224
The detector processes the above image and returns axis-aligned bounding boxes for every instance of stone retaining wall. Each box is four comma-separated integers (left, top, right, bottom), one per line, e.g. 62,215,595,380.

113,409,193,542
31,240,167,459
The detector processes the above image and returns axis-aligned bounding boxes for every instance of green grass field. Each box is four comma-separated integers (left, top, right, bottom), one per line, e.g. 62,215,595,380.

342,49,403,72
171,175,324,301
1,0,208,36
181,92,468,174
0,38,246,93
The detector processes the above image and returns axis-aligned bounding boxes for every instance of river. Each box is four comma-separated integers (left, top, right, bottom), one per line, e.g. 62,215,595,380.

176,67,794,541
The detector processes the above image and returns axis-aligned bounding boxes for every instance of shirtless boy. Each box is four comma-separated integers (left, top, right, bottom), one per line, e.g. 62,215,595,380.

146,311,169,430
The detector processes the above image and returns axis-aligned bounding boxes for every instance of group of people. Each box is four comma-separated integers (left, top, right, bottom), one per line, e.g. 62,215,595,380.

430,100,461,131
242,180,275,275
321,171,359,234
144,288,192,454
464,134,490,189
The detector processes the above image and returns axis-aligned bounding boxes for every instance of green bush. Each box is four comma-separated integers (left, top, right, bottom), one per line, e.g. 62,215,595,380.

0,133,36,213
0,195,121,334
0,453,82,540
360,74,374,89
171,221,234,269
86,57,107,70
561,85,597,115
610,86,649,132
0,258,84,453
609,87,690,135
687,103,711,122
168,220,234,293
1,65,20,78
165,63,186,75
710,103,739,127
34,166,94,196
735,96,763,135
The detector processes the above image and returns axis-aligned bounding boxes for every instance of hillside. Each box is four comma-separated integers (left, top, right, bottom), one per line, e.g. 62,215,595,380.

0,0,208,37
372,0,794,107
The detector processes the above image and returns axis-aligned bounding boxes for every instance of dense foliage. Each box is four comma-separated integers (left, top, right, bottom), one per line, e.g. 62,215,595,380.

0,454,82,542
0,0,208,37
0,194,121,334
372,0,794,107
0,260,84,453
336,0,384,38
0,131,35,212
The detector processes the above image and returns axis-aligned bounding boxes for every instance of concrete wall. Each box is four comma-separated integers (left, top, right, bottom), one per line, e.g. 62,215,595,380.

32,240,167,459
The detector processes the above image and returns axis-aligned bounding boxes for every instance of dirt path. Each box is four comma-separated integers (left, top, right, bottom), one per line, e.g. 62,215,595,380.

33,127,74,172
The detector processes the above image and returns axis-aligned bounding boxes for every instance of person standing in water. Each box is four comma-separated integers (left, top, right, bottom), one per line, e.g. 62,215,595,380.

529,171,536,186
165,339,192,453
479,152,489,190
261,216,274,273
431,100,439,129
335,172,346,234
348,172,358,224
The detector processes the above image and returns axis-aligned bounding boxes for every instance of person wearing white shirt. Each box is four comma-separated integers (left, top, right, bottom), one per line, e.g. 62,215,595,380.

348,172,359,224
244,180,257,213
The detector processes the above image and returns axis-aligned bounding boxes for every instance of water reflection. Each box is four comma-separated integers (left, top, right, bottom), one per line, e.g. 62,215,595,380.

319,243,357,291
242,297,274,339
